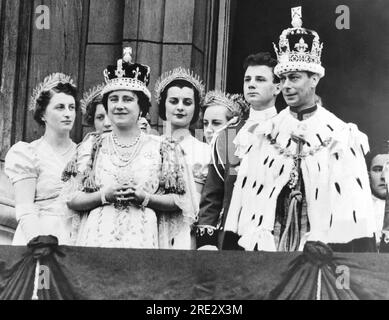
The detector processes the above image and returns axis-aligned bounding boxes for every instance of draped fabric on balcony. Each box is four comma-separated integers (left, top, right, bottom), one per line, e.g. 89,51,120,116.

1,237,389,300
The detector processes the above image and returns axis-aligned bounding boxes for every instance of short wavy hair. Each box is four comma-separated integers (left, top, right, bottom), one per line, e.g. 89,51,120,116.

34,83,78,126
243,52,280,84
158,79,201,125
84,96,104,127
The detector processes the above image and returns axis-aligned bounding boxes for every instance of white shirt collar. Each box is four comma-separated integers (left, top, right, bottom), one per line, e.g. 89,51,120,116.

248,106,277,123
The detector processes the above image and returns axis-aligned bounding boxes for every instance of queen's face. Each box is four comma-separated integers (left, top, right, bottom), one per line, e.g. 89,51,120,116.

165,86,195,129
107,90,140,129
43,92,76,134
94,103,112,133
203,105,228,144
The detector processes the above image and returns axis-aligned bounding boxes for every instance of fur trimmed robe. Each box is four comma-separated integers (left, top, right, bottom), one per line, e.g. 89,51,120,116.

224,106,376,251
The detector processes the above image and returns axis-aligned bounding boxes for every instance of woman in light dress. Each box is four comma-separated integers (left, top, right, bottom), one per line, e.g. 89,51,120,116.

155,68,211,249
64,48,198,249
5,73,78,245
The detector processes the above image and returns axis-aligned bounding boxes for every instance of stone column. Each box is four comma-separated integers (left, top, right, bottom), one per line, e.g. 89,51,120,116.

122,0,217,132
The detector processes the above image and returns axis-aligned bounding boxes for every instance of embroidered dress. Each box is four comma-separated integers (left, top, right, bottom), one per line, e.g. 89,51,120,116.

66,132,197,249
158,134,210,249
178,135,211,194
4,138,76,245
224,106,376,251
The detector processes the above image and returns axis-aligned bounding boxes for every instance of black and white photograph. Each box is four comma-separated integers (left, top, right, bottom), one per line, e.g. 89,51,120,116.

1,0,389,305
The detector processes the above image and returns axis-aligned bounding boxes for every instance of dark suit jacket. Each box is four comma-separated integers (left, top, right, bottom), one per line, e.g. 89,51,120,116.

196,120,246,249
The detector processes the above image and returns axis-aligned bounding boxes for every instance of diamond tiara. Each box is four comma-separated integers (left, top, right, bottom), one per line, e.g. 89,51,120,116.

29,73,76,112
80,83,105,115
203,90,249,117
154,67,205,104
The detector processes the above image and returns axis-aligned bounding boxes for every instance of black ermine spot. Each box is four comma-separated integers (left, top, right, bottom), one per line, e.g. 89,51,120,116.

269,187,276,198
316,134,324,145
335,183,341,195
356,178,363,189
360,144,366,156
242,177,247,188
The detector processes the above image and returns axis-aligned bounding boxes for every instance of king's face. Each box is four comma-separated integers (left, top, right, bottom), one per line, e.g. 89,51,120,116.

279,71,317,109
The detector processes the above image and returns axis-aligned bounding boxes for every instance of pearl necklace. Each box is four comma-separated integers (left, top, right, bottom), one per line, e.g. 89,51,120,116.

109,132,143,168
112,132,141,148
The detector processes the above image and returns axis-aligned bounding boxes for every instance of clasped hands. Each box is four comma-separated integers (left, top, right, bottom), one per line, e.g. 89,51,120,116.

103,182,146,206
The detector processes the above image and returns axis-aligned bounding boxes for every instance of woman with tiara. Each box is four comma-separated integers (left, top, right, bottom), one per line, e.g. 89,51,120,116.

81,83,112,135
63,48,197,249
155,68,211,249
4,73,78,245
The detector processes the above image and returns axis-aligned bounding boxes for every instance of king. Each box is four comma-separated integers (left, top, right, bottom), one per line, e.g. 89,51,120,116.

223,7,376,252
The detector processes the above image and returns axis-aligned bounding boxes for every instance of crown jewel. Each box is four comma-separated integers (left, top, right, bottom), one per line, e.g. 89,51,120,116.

154,67,205,104
273,7,325,78
102,47,151,99
29,73,75,112
203,90,249,119
80,83,105,115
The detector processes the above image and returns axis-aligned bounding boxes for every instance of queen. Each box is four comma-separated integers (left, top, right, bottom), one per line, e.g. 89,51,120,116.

64,48,197,248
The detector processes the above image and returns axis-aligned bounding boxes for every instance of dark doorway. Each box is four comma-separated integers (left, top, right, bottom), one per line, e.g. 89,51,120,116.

227,0,389,149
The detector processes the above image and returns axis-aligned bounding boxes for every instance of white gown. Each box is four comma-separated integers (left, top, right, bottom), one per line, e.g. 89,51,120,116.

67,133,198,249
4,138,76,245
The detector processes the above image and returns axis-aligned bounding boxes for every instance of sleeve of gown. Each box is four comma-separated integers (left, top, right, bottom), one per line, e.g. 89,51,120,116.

60,134,96,245
4,142,42,241
61,133,95,203
159,138,199,225
4,142,39,184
